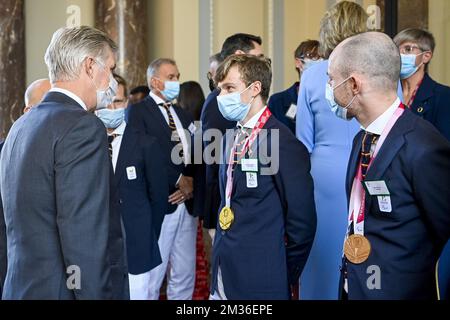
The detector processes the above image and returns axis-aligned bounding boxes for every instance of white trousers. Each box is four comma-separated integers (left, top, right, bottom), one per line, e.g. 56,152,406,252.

209,267,228,300
129,271,152,300
147,203,197,300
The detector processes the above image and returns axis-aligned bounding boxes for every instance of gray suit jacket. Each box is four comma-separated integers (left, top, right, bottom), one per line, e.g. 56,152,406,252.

0,92,128,299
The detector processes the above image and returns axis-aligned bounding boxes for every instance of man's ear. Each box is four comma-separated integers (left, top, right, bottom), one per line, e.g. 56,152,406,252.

252,81,263,97
84,57,95,78
351,76,362,95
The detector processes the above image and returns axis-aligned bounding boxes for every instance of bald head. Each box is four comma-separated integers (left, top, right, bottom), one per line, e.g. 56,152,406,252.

24,79,51,113
329,32,401,92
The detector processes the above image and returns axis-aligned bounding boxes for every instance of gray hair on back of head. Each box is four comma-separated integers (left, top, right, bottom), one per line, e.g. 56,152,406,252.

334,32,400,92
44,26,118,83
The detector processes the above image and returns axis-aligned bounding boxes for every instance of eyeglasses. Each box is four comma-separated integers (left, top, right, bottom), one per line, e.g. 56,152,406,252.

299,52,321,62
399,44,423,54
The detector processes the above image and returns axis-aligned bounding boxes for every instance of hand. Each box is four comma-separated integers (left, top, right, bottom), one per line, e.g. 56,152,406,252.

177,175,193,199
168,190,187,205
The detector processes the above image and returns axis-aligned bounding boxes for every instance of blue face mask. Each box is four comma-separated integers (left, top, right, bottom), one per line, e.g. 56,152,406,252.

96,108,125,129
160,81,180,101
400,53,424,80
217,84,255,122
325,77,356,121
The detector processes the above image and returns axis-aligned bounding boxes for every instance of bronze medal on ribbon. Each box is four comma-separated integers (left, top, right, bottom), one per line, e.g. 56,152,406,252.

219,206,234,231
344,234,371,264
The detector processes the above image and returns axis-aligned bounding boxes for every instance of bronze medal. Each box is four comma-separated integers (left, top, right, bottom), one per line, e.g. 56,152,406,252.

344,234,371,264
219,207,234,231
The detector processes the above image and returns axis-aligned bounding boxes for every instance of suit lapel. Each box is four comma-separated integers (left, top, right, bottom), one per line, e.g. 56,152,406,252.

115,127,138,184
347,130,364,196
365,112,414,181
145,97,173,139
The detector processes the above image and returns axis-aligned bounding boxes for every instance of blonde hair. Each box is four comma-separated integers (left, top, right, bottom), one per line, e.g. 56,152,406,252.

319,1,368,59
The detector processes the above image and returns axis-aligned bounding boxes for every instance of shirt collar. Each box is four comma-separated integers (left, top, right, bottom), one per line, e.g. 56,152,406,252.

150,91,167,106
238,106,267,129
49,87,88,111
111,121,126,136
363,98,401,135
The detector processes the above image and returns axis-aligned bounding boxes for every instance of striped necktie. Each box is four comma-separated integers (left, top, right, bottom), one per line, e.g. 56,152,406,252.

108,134,118,159
159,102,177,131
360,131,379,180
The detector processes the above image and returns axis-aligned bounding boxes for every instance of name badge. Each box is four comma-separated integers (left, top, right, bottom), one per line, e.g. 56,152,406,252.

188,123,197,134
377,196,392,213
241,158,258,172
126,166,137,180
246,172,258,188
364,180,390,196
285,103,297,120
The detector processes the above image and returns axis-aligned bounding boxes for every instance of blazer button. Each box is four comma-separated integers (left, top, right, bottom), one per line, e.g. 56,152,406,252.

119,199,123,204
417,106,424,113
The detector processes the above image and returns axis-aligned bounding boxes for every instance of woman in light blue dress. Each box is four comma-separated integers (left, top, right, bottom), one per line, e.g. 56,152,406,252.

295,1,367,300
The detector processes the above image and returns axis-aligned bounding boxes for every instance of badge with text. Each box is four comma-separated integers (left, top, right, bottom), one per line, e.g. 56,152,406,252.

285,103,297,120
246,172,258,188
364,180,390,196
377,196,392,213
126,166,137,180
241,158,258,172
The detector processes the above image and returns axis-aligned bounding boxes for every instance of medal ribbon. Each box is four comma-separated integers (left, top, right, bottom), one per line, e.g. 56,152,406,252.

225,107,272,208
347,103,405,237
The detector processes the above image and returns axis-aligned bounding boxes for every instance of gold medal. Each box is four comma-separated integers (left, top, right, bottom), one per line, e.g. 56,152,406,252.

219,207,234,231
344,234,371,264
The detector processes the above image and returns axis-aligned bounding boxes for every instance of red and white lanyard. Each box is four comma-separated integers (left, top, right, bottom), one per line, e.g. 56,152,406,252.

346,104,405,236
225,108,272,208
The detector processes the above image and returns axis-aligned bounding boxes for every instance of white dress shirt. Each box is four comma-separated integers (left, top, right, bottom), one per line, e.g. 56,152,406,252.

49,87,88,111
110,121,126,172
238,106,268,129
363,98,401,135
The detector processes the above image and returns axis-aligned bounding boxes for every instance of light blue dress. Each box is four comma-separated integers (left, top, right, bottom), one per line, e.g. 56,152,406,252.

296,60,360,300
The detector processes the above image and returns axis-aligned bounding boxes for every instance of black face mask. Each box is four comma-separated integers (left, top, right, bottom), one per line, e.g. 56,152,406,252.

209,78,216,92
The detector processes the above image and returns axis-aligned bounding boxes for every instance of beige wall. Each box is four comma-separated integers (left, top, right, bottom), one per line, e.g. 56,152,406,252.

429,0,450,86
213,0,266,53
25,0,94,85
24,0,450,91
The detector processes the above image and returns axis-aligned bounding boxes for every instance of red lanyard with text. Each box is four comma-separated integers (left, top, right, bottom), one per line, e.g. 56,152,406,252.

225,108,272,207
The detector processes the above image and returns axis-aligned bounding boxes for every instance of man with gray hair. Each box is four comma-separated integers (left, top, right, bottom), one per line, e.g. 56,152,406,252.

327,31,450,299
0,26,128,299
127,58,197,300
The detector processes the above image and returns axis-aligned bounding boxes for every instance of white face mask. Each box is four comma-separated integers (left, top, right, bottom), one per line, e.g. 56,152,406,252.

90,60,118,110
95,74,118,110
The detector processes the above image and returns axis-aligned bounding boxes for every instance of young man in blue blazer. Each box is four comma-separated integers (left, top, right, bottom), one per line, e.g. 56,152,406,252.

210,54,317,300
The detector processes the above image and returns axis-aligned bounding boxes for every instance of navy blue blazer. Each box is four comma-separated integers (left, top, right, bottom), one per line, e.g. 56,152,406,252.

211,115,317,300
410,73,450,141
342,109,450,300
268,82,299,134
200,89,236,229
126,95,195,215
111,125,168,275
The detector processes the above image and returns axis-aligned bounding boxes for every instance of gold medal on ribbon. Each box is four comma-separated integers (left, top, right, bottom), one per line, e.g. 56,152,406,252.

219,206,234,231
344,234,371,264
